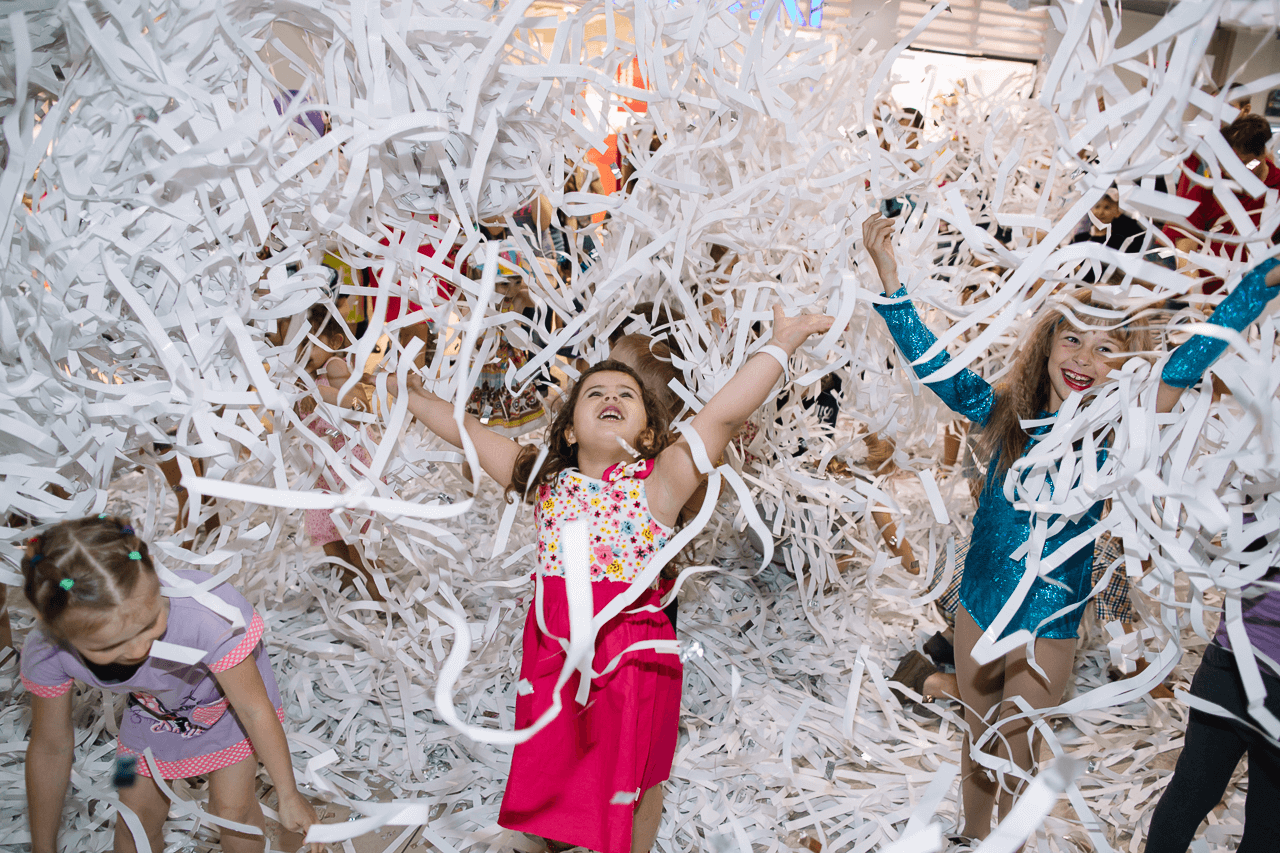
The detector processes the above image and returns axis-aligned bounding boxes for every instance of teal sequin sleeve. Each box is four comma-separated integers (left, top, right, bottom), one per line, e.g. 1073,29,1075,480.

873,286,996,426
1163,258,1280,388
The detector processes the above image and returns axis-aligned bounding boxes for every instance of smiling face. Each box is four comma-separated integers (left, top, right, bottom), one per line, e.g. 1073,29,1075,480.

62,573,168,667
1045,325,1125,412
567,371,649,453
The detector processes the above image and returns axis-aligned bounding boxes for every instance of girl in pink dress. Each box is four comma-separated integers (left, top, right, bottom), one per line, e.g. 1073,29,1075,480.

393,304,831,853
20,515,319,853
294,304,383,599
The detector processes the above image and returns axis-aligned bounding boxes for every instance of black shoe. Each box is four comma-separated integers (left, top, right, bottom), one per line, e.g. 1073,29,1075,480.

889,650,938,709
923,631,954,668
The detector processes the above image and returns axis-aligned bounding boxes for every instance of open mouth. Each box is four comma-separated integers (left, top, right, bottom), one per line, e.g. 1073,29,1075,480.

1061,368,1094,392
598,406,623,421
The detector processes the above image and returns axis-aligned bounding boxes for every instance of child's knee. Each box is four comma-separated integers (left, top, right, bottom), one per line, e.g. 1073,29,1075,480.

208,790,261,825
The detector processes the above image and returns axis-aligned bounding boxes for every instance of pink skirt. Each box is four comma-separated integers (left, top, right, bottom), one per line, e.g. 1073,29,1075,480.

498,576,682,853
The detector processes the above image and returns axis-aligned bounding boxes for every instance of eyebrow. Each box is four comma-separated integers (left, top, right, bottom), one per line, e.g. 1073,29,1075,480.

84,610,161,652
584,382,639,394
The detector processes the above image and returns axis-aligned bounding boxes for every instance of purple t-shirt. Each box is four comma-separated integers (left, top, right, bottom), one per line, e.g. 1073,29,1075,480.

21,570,279,778
1215,583,1280,677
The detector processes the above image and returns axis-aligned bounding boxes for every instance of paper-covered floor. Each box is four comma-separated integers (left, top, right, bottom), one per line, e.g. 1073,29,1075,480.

2,0,1277,851
0,455,1236,853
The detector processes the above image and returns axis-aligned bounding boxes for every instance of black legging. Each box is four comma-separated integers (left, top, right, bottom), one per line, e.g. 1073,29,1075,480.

1144,643,1280,852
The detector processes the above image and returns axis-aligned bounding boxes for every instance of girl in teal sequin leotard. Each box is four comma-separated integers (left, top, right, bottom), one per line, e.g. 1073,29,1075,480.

863,211,1280,842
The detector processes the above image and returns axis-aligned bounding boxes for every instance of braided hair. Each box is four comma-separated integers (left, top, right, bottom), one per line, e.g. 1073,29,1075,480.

22,515,154,637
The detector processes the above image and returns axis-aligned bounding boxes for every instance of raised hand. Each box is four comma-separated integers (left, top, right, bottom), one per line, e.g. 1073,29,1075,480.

771,304,834,354
861,212,900,290
385,371,432,401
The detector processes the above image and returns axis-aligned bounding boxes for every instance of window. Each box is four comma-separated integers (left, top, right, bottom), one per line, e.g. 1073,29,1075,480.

896,0,1049,63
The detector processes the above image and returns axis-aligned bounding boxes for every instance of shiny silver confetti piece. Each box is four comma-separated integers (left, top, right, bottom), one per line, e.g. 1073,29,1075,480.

825,760,835,780
134,105,158,122
708,830,737,853
679,639,704,662
784,830,823,852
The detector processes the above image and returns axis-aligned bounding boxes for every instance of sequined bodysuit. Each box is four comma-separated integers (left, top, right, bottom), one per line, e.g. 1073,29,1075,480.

875,289,1103,639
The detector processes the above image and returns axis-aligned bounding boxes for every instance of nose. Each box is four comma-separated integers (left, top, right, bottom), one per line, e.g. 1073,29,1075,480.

124,634,154,662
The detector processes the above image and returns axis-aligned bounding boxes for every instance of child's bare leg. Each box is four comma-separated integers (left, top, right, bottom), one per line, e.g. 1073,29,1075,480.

206,755,268,853
1112,621,1175,699
159,454,219,542
992,636,1075,824
631,783,664,853
0,586,11,652
955,607,1005,840
114,771,170,853
157,454,189,533
324,541,385,602
942,421,967,469
873,510,919,574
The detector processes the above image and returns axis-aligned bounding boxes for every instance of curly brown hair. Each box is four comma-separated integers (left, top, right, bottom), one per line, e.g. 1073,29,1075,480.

507,360,674,503
977,289,1153,477
22,516,155,638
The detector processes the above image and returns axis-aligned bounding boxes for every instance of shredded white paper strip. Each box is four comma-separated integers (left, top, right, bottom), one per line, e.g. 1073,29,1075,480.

1,1,1278,851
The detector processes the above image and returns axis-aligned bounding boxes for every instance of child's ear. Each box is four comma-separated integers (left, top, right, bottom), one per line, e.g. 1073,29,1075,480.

565,428,576,445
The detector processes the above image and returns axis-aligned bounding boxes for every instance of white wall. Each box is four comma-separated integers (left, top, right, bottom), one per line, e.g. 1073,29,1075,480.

829,0,902,54
1043,7,1279,117
1227,28,1280,118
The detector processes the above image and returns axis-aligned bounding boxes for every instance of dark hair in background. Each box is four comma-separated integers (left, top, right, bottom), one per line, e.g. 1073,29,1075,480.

610,333,682,417
22,516,155,637
508,359,673,503
976,289,1153,477
1223,114,1274,159
306,303,345,343
607,301,687,359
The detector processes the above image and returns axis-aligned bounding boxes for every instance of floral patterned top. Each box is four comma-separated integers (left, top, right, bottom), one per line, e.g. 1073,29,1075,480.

535,458,674,583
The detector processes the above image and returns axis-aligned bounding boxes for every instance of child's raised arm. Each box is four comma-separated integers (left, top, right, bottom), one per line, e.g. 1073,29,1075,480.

26,693,74,853
388,373,524,488
863,213,996,425
215,658,322,852
648,304,832,522
1157,257,1280,413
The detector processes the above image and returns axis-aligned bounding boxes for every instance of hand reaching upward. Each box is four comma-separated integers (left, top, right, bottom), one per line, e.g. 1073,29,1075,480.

861,212,900,291
771,303,833,354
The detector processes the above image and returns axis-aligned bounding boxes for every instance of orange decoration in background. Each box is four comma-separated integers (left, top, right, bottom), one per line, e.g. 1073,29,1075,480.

573,55,649,206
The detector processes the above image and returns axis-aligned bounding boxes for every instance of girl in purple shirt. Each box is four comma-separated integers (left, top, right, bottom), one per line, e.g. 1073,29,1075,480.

20,516,319,853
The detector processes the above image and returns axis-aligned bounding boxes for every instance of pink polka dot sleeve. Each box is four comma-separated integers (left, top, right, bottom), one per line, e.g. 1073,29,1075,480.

208,611,266,673
19,626,75,698
21,674,73,698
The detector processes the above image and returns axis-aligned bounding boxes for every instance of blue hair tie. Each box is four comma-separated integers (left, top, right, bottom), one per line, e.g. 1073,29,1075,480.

121,525,134,535
30,554,43,565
